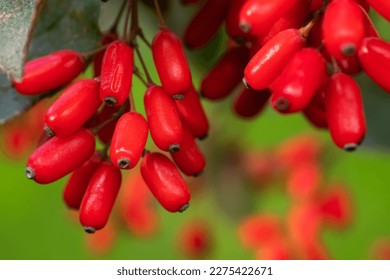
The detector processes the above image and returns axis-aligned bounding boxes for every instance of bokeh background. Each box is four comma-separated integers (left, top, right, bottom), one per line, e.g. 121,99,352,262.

0,0,390,260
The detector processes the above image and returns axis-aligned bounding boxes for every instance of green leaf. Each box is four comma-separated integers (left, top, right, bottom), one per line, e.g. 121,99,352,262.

0,0,43,81
0,0,102,125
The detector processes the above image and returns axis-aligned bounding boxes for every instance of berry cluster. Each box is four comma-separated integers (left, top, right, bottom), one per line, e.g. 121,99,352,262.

238,134,352,259
184,0,390,151
11,0,208,234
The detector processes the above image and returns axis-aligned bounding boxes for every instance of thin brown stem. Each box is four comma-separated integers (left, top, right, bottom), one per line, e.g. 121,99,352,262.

137,29,152,49
129,0,139,43
80,44,109,61
110,0,127,33
153,0,167,29
134,44,153,86
299,11,320,38
133,67,148,87
123,0,132,41
91,101,129,134
129,92,136,112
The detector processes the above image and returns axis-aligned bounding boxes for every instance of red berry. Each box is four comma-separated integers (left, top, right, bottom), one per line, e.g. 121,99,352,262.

79,160,122,233
232,87,270,119
152,29,192,96
44,79,101,137
358,37,390,93
110,112,148,169
201,45,250,100
175,86,209,139
225,0,254,42
366,0,390,21
325,73,366,151
303,93,328,129
243,28,306,90
93,32,118,77
270,48,326,114
183,0,229,48
63,152,102,210
322,0,365,58
238,214,283,249
144,85,184,152
100,40,133,106
14,50,85,95
119,173,159,237
309,0,324,12
171,125,206,176
318,185,352,228
255,239,291,260
177,220,213,259
287,162,321,201
141,152,191,213
26,128,96,184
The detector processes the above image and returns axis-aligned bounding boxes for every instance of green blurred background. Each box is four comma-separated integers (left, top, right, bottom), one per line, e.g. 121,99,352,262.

0,1,390,260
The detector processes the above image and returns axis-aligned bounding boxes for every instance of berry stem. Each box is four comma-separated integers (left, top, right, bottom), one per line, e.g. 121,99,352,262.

299,11,321,38
110,0,127,33
80,44,109,61
134,43,154,86
123,0,132,42
129,91,136,112
133,67,148,87
153,0,167,29
91,100,130,134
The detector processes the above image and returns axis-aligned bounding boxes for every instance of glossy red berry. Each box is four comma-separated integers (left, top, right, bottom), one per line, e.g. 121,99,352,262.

358,37,390,93
26,128,96,184
184,0,229,48
225,0,254,42
325,73,366,151
100,40,133,106
201,45,250,100
322,0,365,58
63,152,102,210
270,48,326,114
141,152,191,213
144,85,184,152
303,96,328,129
233,87,270,119
79,160,122,233
243,28,306,90
14,50,85,95
44,79,102,137
175,86,209,139
366,0,390,21
171,125,206,176
152,29,192,96
110,112,148,169
93,32,118,77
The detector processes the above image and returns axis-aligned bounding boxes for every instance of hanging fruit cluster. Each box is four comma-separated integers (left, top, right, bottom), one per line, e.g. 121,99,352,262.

185,0,390,151
1,0,390,240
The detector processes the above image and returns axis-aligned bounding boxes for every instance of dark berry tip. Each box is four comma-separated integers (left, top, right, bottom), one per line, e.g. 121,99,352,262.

104,96,118,107
173,94,184,100
198,133,209,141
341,43,357,56
25,167,35,180
275,98,290,112
118,158,130,169
242,78,251,90
169,144,180,153
239,21,251,33
43,125,54,138
178,203,190,213
84,226,96,234
343,143,357,152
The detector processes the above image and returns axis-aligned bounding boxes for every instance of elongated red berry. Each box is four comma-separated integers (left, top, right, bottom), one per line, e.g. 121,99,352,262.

244,28,306,90
201,45,250,100
310,0,324,12
239,0,309,43
233,87,270,119
141,152,191,212
80,160,122,233
152,29,192,96
325,73,366,151
100,40,133,106
366,0,390,21
171,125,205,176
225,0,254,42
358,37,390,93
93,32,118,77
26,128,96,184
144,85,183,152
303,98,328,129
322,0,365,57
14,50,84,95
183,0,229,48
63,152,102,209
44,79,101,137
270,48,326,113
175,86,209,139
110,112,148,169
